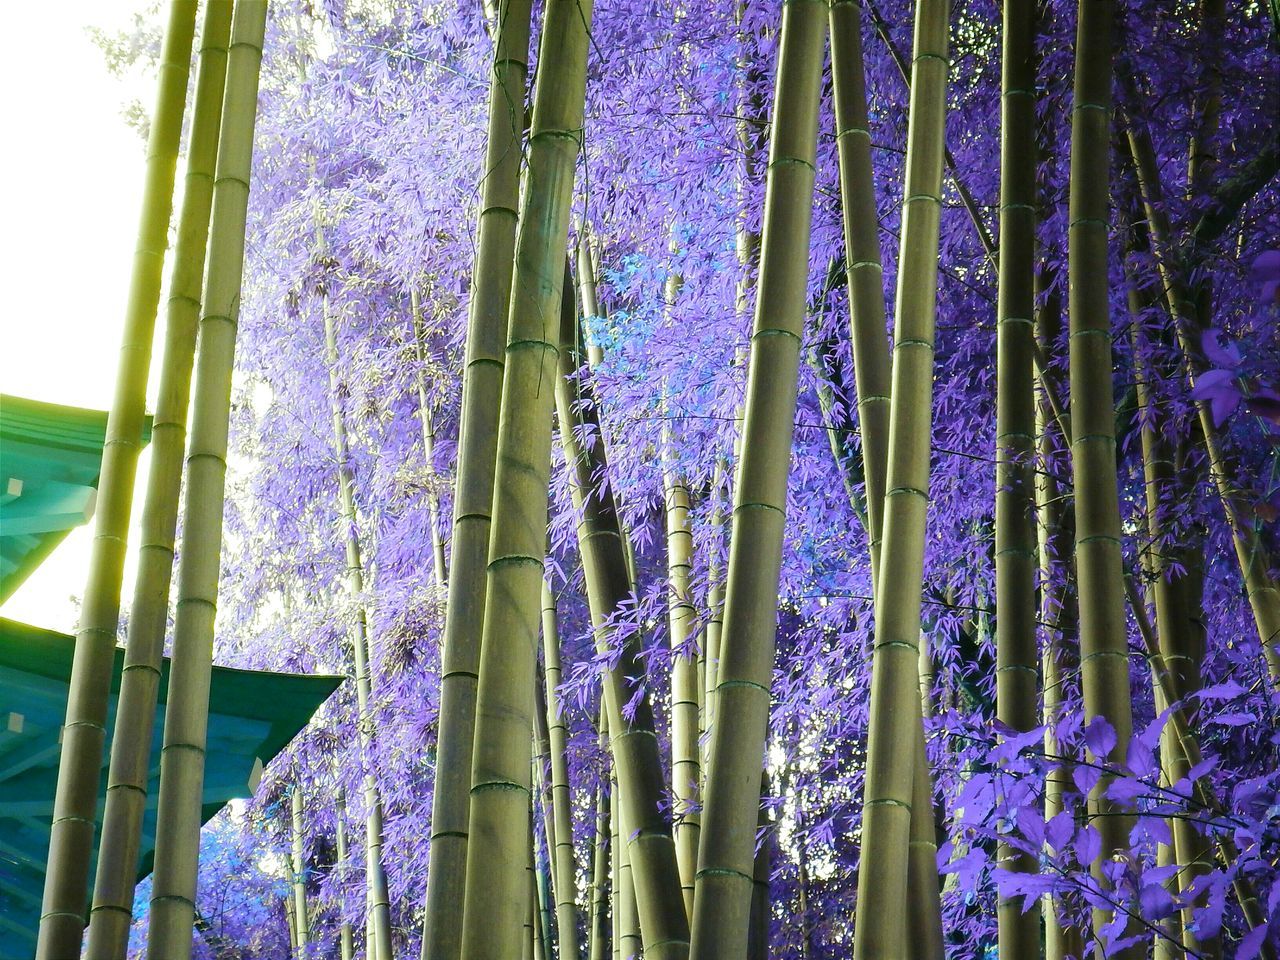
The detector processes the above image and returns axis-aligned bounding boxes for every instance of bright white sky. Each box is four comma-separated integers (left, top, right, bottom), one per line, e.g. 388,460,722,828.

1,2,159,631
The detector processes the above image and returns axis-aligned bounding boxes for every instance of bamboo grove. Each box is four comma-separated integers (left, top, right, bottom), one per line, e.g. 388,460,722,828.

24,0,1280,958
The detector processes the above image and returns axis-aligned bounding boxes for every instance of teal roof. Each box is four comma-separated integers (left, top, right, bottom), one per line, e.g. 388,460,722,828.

0,395,152,602
0,618,343,957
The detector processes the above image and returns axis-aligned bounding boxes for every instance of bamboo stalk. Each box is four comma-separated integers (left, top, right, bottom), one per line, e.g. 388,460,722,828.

145,5,268,956
459,1,593,953
540,577,583,959
690,4,826,956
829,4,944,954
1035,271,1086,960
661,270,701,922
1066,1,1140,951
36,5,197,955
588,751,612,960
557,257,690,955
336,790,355,960
994,0,1041,952
421,2,533,954
853,0,950,955
86,4,232,955
1123,107,1280,682
290,785,310,952
410,287,448,590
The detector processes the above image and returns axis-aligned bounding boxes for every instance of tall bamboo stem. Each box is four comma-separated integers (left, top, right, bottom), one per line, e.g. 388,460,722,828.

317,268,395,960
290,785,310,951
690,4,826,956
994,0,1042,952
853,0,950,955
410,288,448,590
459,1,593,953
588,761,612,960
145,5,267,956
540,577,583,959
1066,1,1139,950
37,5,197,955
557,259,690,956
86,5,232,955
421,2,532,954
336,790,355,960
1124,111,1280,682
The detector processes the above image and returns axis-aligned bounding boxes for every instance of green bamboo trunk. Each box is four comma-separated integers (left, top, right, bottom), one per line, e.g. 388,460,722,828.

1124,116,1280,682
458,2,593,953
36,5,197,955
145,5,267,956
690,4,826,956
540,578,583,959
1034,272,1086,960
662,272,701,921
422,3,532,955
588,758,612,960
411,288,449,589
556,258,690,956
993,0,1041,952
318,265,395,959
829,4,944,954
85,5,232,955
290,785,311,950
336,791,356,960
1066,1,1139,951
852,0,950,956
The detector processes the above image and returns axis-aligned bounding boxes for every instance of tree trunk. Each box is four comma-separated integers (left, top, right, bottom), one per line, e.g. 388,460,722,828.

557,253,690,956
37,5,197,955
1066,1,1139,951
145,6,267,957
853,0,950,956
410,287,448,590
689,5,826,956
994,0,1041,952
459,1,593,954
540,577,583,959
290,785,310,951
422,2,532,954
86,4,232,955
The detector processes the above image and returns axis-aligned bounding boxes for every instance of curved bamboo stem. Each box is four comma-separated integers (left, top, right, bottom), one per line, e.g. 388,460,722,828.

145,5,267,956
37,5,197,955
459,1,593,953
421,2,532,955
86,5,232,955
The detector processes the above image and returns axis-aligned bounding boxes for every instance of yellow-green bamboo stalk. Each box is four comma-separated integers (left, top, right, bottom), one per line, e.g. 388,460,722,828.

614,782,641,960
557,260,690,956
993,0,1041,952
86,5,232,955
145,5,267,956
1034,271,1086,960
1066,1,1139,950
36,5,197,955
290,785,310,951
662,275,701,923
421,4,533,955
829,4,944,954
410,288,449,590
852,0,950,955
830,0,890,576
336,790,355,960
459,1,593,953
690,5,826,956
540,578,583,959
317,267,395,960
589,756,612,960
746,771,773,960
1124,114,1280,682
